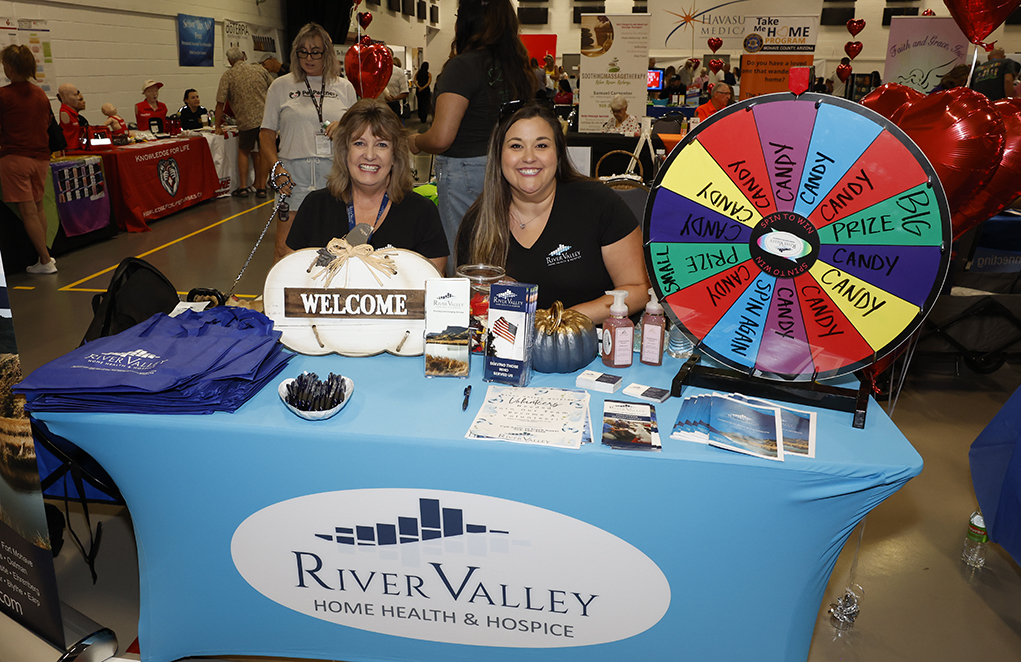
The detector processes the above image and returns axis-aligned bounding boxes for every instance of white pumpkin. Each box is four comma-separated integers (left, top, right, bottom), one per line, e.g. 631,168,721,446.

264,245,440,357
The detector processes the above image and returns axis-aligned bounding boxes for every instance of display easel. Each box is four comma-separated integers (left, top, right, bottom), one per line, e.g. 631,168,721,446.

670,354,871,428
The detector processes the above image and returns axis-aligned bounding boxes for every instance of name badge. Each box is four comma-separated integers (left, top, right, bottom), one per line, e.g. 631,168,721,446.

315,132,332,156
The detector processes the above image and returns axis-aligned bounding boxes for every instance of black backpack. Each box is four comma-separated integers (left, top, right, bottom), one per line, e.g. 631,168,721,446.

80,257,180,345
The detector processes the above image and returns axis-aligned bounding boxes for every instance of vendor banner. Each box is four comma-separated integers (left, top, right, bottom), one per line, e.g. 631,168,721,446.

739,53,814,99
648,0,821,52
0,253,64,648
224,20,281,64
743,15,818,53
884,16,968,93
578,14,650,133
178,14,214,67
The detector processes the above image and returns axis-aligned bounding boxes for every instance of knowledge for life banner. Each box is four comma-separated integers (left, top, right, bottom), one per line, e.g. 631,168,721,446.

884,16,968,93
578,14,650,133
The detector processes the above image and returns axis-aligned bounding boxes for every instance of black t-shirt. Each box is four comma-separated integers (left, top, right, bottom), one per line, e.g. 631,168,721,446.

286,188,450,259
434,49,506,158
458,180,638,310
178,105,208,129
970,59,1020,101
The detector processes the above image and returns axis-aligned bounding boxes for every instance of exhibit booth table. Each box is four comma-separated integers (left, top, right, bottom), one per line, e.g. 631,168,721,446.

30,352,922,662
70,136,220,232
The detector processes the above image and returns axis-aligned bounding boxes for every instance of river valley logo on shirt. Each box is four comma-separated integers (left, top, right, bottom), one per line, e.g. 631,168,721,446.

157,158,180,197
546,244,581,267
231,488,670,647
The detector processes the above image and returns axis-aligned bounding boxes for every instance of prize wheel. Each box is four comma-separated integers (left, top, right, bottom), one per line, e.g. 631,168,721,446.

645,93,951,381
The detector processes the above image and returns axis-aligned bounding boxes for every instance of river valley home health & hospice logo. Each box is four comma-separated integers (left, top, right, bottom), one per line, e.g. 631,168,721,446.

231,488,670,647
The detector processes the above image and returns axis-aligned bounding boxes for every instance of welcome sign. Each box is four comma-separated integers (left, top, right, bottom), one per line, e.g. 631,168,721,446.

232,489,671,646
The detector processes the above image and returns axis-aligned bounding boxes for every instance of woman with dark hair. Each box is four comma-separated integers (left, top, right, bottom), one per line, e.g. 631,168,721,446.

0,44,56,273
554,79,573,105
285,99,448,273
930,64,970,93
178,88,208,129
408,0,536,271
261,22,358,261
457,102,650,323
415,62,431,124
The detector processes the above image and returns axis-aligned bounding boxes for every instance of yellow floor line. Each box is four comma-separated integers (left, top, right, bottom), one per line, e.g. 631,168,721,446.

59,200,272,293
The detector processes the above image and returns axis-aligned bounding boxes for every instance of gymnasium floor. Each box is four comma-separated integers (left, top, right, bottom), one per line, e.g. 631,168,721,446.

2,162,1021,661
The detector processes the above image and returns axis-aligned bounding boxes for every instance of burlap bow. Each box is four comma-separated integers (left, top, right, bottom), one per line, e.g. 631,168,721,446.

307,237,398,288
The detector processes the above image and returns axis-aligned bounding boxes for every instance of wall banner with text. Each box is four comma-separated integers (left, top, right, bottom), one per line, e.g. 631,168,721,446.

178,14,214,67
579,14,650,133
743,15,818,54
884,16,968,93
648,0,821,53
224,20,281,66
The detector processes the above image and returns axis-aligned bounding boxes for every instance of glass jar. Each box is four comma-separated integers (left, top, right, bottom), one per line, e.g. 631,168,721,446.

455,264,506,353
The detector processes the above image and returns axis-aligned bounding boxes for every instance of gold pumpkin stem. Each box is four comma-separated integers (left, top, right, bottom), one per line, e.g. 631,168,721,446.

549,300,564,335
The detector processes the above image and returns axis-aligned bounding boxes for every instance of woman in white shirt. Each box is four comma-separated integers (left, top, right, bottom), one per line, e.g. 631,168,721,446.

261,22,357,261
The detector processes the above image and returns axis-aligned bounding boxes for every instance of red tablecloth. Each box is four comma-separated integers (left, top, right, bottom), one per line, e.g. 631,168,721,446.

70,136,220,232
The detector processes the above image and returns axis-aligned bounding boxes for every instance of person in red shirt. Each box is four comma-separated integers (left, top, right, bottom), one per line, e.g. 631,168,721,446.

695,82,731,122
135,79,168,132
57,83,86,148
0,44,57,273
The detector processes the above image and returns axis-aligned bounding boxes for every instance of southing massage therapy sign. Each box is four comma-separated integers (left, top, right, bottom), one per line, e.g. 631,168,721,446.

231,489,670,647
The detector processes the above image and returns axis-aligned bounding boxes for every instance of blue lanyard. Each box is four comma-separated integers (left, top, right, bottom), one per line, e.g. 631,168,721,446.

346,192,390,234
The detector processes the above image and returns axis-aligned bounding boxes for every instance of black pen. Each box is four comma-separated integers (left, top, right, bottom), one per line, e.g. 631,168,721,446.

462,386,471,411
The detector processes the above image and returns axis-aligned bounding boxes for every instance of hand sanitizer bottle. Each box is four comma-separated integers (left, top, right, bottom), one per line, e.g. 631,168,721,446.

602,290,633,368
640,288,665,366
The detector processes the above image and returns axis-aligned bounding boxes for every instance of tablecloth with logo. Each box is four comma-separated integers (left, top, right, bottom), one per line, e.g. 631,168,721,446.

30,352,922,662
73,136,220,232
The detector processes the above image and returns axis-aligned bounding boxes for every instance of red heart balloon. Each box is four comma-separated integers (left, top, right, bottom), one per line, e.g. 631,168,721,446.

836,63,853,83
344,42,393,99
688,58,700,70
708,58,724,74
844,41,863,60
951,98,1021,239
357,12,372,29
894,87,1005,213
943,0,1021,45
846,18,866,37
707,37,722,53
923,8,936,14
860,83,926,122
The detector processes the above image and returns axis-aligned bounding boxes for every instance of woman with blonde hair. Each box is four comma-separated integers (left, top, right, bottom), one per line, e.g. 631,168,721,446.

0,44,56,273
261,22,358,260
285,99,448,273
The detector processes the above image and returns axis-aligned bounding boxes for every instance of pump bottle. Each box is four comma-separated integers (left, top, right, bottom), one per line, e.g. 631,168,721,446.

602,290,634,368
640,288,665,366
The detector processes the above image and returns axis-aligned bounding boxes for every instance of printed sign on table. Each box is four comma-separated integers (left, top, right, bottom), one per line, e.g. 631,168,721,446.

884,16,968,93
178,14,214,67
578,14,650,133
0,253,64,648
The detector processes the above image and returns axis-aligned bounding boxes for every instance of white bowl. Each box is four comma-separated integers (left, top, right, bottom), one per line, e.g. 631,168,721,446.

278,375,354,421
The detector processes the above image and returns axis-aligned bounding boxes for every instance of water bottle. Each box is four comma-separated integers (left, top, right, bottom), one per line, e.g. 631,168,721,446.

961,510,988,569
666,321,694,359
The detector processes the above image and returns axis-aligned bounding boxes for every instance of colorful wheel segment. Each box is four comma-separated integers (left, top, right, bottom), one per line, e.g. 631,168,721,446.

645,93,951,381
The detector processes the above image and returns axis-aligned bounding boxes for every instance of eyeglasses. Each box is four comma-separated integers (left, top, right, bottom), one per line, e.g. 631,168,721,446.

499,97,555,121
297,49,325,60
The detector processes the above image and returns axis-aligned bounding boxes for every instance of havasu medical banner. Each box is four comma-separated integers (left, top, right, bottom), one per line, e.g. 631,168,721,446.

0,254,64,648
579,14,650,133
178,14,214,67
648,0,821,53
741,15,818,100
884,17,968,93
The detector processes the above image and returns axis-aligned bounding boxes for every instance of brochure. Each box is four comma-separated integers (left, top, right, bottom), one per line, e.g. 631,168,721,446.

467,385,591,449
602,400,661,451
707,395,784,462
729,393,817,458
